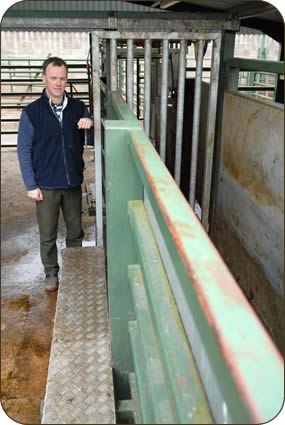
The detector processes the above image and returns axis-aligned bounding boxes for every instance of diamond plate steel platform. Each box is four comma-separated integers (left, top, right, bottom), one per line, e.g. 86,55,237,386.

41,247,115,424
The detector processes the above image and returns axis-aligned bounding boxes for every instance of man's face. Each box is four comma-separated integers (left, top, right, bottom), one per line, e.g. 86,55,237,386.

42,64,67,101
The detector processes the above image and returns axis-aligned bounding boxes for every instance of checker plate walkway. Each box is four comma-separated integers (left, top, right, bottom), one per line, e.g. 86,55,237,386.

41,247,115,424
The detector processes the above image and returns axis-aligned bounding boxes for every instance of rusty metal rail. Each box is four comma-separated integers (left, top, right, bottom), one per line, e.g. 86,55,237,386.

104,92,283,424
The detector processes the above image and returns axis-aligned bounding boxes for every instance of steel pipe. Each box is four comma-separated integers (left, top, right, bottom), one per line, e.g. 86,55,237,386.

202,36,222,230
91,32,103,247
189,40,204,208
127,39,134,110
144,39,151,137
110,38,117,91
174,39,187,186
159,39,169,163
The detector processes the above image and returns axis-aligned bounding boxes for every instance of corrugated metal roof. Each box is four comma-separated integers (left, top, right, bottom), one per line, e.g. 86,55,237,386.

9,0,161,12
160,0,282,22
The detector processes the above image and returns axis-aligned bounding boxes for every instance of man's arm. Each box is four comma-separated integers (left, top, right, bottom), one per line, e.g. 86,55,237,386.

17,110,43,201
77,106,93,129
78,106,94,146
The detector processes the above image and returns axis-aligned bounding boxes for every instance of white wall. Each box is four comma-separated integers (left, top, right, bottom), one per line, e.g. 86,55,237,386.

1,31,89,59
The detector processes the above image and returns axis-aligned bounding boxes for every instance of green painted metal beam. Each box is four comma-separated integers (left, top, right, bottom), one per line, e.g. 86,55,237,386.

128,203,213,424
104,120,142,398
129,373,143,424
228,57,283,75
126,126,283,424
111,92,138,121
128,321,156,424
105,93,283,423
128,265,177,424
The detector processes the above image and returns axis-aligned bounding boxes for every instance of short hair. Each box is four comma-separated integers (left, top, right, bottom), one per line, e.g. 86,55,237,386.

42,56,68,74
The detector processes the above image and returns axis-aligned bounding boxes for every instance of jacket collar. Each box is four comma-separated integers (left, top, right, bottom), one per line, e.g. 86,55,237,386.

42,89,70,106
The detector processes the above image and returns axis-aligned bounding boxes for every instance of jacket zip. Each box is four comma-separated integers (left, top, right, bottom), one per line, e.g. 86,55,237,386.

59,118,71,186
50,104,71,187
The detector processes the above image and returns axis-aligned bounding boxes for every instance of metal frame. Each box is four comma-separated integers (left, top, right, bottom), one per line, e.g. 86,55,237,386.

2,13,239,31
91,34,103,247
104,93,283,423
92,29,223,245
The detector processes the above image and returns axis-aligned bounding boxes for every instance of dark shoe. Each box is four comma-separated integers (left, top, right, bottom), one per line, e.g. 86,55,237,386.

45,275,59,292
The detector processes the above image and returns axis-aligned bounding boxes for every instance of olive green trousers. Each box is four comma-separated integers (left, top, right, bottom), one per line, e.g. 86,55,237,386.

36,187,84,277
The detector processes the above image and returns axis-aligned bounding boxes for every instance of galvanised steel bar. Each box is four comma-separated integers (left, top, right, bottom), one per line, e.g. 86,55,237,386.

174,39,187,186
97,31,221,41
91,32,103,247
143,39,151,137
136,58,140,119
127,39,134,110
189,40,204,208
110,38,118,92
202,36,222,230
2,16,239,32
159,39,169,163
118,59,124,96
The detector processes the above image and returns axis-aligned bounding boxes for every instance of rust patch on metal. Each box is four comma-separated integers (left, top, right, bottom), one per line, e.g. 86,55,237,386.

176,375,187,386
174,221,198,239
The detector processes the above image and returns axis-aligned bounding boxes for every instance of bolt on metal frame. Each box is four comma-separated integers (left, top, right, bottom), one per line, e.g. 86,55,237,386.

91,30,222,246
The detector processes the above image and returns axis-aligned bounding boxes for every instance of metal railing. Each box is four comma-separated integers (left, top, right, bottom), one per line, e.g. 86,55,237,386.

226,57,283,101
104,92,283,424
1,58,90,145
91,30,222,247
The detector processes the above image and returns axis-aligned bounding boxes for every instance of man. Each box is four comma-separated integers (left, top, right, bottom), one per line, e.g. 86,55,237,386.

17,56,93,292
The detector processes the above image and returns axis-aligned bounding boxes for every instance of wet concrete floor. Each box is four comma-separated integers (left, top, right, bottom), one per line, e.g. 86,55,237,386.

1,148,95,424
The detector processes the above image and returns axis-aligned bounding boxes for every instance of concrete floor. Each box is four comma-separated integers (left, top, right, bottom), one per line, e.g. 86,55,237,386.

1,147,95,424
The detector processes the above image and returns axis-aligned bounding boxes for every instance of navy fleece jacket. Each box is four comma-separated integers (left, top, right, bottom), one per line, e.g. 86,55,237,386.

17,90,93,190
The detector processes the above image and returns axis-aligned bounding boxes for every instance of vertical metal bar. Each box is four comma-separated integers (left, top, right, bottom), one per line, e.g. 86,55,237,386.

136,58,140,118
110,38,117,92
105,39,111,93
144,39,151,137
127,38,134,110
174,39,187,186
160,39,169,162
189,40,204,207
92,32,103,247
118,58,123,96
202,35,222,231
209,32,235,235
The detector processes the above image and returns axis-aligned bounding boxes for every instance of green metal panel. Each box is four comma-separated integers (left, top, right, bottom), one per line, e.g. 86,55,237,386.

104,119,143,398
105,93,283,423
128,321,155,424
126,126,283,423
129,298,174,424
129,373,143,424
128,203,213,424
128,265,177,423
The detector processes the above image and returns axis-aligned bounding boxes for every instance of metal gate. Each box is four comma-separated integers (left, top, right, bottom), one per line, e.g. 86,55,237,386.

91,28,224,247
